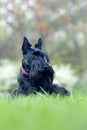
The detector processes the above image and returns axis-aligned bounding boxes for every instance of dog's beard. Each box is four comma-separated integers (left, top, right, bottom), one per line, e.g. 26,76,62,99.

30,64,54,88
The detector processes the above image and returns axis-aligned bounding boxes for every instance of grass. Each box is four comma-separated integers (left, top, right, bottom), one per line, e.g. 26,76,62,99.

0,94,87,130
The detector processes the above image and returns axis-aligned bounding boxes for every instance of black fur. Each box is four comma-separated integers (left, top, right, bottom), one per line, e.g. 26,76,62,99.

11,37,70,96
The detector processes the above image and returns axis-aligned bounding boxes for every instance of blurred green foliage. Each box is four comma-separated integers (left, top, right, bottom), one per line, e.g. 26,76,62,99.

0,96,87,130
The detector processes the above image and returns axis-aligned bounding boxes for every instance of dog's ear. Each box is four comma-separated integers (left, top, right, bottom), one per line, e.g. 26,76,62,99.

35,38,42,49
22,37,32,55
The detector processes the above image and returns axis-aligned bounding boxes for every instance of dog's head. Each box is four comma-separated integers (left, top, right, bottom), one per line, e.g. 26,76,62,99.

22,37,54,88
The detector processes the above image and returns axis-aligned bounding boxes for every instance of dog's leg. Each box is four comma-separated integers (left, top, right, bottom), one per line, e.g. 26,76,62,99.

49,84,70,96
10,87,23,97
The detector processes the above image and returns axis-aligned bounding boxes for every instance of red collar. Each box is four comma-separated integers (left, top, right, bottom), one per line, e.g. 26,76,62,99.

21,67,30,76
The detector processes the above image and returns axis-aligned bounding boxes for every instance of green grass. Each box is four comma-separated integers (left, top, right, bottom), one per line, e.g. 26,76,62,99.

0,95,87,130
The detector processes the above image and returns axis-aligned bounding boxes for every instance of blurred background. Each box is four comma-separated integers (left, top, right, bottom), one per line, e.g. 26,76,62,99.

0,0,87,95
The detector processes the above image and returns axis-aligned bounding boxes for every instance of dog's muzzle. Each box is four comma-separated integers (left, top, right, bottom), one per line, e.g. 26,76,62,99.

30,63,54,87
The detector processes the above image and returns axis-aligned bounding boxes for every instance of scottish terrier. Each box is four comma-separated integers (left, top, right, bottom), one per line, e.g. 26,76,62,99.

11,37,70,96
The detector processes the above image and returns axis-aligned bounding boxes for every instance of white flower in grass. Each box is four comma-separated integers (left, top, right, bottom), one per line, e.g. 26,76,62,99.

0,59,18,90
53,64,79,87
0,65,17,80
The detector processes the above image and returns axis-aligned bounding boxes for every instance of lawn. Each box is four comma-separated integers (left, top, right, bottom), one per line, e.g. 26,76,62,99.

0,95,87,130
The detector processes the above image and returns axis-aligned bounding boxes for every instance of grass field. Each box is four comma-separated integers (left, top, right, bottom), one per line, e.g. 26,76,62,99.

0,94,87,130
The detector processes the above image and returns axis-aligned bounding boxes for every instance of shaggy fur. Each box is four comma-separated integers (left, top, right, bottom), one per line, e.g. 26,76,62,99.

11,37,70,96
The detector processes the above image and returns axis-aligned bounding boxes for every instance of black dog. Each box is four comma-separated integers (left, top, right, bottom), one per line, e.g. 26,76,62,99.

11,37,70,96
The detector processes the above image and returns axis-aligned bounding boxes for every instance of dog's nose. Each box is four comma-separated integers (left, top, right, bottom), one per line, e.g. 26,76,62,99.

43,66,52,71
43,65,54,72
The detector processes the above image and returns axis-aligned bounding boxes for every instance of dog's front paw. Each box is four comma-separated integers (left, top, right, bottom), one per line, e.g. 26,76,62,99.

10,88,22,97
58,87,71,96
50,84,70,96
